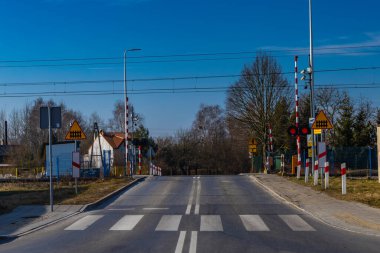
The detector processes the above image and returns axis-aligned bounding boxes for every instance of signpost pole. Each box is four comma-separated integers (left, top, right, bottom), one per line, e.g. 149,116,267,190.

48,106,54,212
377,126,380,183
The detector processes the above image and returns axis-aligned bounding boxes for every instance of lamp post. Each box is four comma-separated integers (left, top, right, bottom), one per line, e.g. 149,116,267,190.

124,48,141,177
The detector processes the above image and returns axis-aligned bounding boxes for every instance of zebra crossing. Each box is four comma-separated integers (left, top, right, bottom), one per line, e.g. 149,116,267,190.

64,214,315,232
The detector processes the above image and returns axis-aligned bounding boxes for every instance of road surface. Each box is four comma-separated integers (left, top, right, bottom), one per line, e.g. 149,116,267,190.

1,175,379,253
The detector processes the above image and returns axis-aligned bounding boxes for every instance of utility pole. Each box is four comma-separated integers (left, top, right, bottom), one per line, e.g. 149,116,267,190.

309,0,317,182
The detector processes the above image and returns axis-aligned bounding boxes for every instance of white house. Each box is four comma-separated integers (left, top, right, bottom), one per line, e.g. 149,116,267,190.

88,130,129,169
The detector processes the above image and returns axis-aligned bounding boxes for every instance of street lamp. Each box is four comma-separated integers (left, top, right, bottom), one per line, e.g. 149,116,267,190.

124,48,141,177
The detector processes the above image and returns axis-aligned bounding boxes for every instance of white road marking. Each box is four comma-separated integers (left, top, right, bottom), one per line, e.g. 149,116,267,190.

143,207,169,210
107,208,135,211
194,180,201,215
200,215,223,231
239,215,270,231
186,179,196,215
109,215,144,231
174,231,187,253
279,215,315,231
189,231,198,253
64,215,103,231
155,215,182,231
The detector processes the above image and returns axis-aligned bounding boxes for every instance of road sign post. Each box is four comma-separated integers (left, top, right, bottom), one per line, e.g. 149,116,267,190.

72,151,80,194
248,138,257,173
377,126,380,183
40,106,61,212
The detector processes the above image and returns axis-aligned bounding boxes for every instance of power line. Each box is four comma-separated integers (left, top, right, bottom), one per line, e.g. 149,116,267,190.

1,83,380,98
0,65,379,87
0,45,379,66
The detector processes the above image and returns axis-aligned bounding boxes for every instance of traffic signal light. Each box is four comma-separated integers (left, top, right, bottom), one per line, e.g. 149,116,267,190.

299,125,311,135
287,126,298,136
287,125,311,136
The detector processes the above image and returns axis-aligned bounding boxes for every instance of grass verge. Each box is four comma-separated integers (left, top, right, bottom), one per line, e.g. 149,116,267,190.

286,175,380,209
0,177,133,214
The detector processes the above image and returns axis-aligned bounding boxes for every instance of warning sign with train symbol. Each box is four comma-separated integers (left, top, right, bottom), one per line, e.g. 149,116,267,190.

65,120,87,140
311,110,333,130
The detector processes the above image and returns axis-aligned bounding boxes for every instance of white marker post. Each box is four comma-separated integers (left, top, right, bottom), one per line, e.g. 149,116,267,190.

324,161,329,189
313,160,319,186
341,163,347,195
305,158,309,183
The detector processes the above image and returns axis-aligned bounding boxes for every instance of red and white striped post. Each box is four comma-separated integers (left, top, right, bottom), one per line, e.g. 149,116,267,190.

305,158,310,183
324,161,329,189
138,146,142,175
341,163,347,195
313,160,319,186
295,56,302,179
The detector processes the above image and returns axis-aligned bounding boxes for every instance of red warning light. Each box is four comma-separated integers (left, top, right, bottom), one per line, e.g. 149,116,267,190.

287,126,298,136
300,126,311,135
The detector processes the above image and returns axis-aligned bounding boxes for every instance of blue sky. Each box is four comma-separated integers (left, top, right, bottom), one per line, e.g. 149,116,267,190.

0,0,379,137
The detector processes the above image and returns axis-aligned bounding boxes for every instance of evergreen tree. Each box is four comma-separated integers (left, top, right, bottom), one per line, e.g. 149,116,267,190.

353,100,374,146
335,92,354,147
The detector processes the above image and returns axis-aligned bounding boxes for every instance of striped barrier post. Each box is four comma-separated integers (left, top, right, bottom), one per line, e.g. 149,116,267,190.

305,158,310,183
281,154,285,176
324,161,329,189
341,163,347,195
313,160,319,186
138,146,142,175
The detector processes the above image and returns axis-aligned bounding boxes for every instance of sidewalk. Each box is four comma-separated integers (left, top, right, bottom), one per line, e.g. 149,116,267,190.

0,205,83,237
0,176,146,239
252,174,380,237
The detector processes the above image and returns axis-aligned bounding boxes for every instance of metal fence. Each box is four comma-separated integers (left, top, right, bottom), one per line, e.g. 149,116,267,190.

268,146,378,177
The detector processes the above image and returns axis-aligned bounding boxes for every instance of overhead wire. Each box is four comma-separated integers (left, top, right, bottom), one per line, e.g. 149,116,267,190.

0,66,379,87
0,45,379,67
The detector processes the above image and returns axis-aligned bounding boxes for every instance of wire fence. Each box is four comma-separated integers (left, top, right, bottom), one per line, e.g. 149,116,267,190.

267,146,378,177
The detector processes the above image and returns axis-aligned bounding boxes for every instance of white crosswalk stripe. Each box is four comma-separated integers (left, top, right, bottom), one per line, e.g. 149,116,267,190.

64,215,103,231
200,215,223,231
279,215,315,231
240,215,270,231
155,215,182,231
110,215,144,231
63,213,316,233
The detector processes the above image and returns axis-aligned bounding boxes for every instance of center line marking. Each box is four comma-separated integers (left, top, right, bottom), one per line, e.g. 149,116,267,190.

194,179,201,215
189,231,198,253
186,179,196,215
175,231,186,253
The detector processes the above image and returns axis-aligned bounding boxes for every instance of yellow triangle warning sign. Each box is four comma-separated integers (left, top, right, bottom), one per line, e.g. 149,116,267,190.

312,110,333,129
65,120,87,140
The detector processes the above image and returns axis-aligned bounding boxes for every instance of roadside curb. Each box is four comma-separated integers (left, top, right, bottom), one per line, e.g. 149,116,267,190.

80,176,147,212
250,175,380,237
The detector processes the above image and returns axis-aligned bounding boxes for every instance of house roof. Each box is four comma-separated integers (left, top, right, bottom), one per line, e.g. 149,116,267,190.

100,131,128,149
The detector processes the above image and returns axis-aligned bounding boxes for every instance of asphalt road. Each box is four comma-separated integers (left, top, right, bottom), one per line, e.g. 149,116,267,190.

1,175,379,253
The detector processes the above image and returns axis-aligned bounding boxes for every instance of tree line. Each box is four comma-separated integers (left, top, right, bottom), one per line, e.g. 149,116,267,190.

0,98,154,168
1,53,378,174
154,53,380,175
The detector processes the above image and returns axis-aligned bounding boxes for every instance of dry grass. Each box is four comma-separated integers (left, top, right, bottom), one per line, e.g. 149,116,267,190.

287,175,380,208
0,178,133,214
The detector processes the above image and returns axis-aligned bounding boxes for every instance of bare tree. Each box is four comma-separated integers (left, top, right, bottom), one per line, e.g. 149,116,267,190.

315,87,344,125
226,53,291,161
